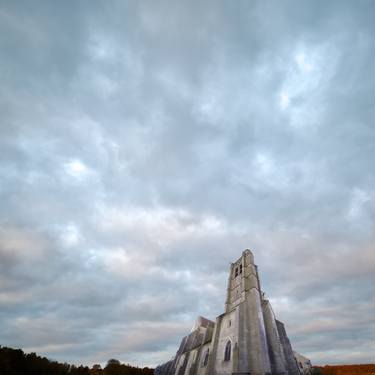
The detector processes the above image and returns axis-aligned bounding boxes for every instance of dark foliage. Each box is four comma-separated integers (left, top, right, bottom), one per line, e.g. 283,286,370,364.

311,368,324,375
0,346,154,375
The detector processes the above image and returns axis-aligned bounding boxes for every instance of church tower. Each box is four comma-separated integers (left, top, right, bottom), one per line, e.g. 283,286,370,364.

225,249,261,312
156,249,303,375
213,249,272,375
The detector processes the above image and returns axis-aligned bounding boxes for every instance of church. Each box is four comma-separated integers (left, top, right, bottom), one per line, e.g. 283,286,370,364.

156,249,308,375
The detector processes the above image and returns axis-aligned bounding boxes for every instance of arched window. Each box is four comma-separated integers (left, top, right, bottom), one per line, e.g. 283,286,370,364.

224,340,231,361
202,349,209,367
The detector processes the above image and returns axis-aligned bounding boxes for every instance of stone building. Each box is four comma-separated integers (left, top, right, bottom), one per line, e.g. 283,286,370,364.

156,249,309,375
293,352,312,375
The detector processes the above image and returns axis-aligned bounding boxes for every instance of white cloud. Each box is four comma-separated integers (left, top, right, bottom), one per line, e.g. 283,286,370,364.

96,205,228,245
346,187,371,220
60,223,81,247
279,42,340,128
295,52,313,73
279,91,290,110
88,35,117,61
64,159,92,180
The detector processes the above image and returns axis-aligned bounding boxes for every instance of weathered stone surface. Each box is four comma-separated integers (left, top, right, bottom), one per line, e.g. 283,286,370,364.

293,352,312,375
157,250,310,375
275,321,301,375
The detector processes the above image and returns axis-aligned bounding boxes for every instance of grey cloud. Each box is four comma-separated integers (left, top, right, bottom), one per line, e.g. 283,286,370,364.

1,0,375,368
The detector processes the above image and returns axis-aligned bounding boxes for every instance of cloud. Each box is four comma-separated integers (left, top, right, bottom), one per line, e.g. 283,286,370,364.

1,0,375,368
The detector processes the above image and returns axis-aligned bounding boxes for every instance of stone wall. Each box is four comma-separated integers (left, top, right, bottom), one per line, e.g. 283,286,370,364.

276,320,301,375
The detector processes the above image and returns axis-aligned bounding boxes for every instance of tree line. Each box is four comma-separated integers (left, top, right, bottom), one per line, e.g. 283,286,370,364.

0,346,154,375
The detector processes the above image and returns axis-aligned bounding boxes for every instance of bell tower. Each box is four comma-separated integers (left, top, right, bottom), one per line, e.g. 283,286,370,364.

159,248,302,375
224,249,261,312
222,249,272,375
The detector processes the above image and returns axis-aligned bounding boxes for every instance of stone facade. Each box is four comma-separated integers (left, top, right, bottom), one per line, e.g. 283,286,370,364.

156,250,309,375
293,352,312,375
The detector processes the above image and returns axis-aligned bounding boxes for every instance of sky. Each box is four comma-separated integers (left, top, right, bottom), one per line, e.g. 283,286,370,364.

1,0,375,368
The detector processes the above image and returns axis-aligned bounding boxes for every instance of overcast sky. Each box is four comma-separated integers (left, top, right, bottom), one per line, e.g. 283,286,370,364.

1,0,375,368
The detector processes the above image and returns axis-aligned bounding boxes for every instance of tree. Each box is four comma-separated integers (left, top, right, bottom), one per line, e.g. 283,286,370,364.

90,364,103,375
107,359,121,366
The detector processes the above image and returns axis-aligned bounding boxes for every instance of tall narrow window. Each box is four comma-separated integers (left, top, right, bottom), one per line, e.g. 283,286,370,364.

240,264,243,274
203,349,209,367
224,341,231,361
235,267,238,277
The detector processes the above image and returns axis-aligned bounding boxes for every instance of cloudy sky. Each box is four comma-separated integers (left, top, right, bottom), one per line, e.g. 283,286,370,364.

1,0,375,368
